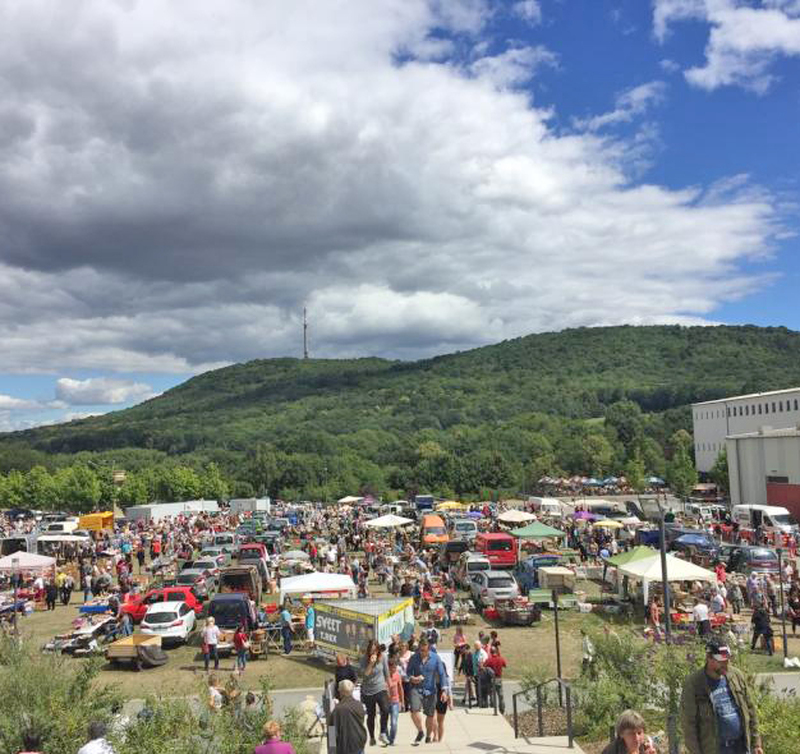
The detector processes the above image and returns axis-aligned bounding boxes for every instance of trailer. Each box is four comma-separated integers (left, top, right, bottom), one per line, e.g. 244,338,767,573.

314,598,414,660
229,498,271,514
124,500,220,523
105,633,165,671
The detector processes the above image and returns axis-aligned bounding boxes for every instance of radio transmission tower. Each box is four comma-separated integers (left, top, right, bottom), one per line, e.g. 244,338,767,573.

303,307,309,359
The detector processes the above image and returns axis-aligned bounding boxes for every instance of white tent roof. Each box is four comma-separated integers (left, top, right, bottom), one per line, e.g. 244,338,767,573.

337,495,363,504
616,552,717,583
279,572,356,602
0,551,56,573
37,534,90,543
364,513,414,528
498,509,536,524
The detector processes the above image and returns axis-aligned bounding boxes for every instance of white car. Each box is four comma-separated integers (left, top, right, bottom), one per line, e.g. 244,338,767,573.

140,600,197,644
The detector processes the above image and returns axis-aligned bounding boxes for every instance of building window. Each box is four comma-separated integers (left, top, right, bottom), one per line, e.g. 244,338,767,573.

758,404,762,414
746,405,750,416
794,399,798,410
772,402,776,412
727,407,730,417
767,475,789,484
779,401,784,411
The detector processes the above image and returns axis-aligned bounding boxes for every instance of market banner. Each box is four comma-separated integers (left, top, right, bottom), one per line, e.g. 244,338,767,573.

315,602,375,656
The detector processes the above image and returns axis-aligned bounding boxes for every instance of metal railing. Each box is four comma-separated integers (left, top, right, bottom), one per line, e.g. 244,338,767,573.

463,675,499,715
511,678,574,749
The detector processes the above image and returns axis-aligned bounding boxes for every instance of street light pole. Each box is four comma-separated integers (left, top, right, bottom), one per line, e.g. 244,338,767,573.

552,588,563,706
777,548,788,659
11,556,19,639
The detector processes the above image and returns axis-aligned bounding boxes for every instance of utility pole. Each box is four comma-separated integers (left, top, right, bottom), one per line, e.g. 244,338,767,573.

303,307,309,360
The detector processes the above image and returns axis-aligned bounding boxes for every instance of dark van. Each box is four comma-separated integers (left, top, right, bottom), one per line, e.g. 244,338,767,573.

207,593,255,631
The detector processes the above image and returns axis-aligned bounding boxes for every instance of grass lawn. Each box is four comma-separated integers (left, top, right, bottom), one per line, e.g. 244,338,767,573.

15,573,612,698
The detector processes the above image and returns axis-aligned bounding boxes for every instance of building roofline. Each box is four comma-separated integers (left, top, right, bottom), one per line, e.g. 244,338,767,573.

693,386,800,407
726,425,800,440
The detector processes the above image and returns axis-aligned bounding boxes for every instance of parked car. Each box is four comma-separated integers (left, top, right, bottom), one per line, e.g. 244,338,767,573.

469,570,520,608
724,545,780,574
175,568,215,599
122,586,204,623
449,517,478,542
200,549,232,568
453,552,491,589
206,593,256,632
140,600,197,644
514,554,563,595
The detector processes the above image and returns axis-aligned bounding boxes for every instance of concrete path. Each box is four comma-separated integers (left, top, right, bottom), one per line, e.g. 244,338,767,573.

323,705,583,754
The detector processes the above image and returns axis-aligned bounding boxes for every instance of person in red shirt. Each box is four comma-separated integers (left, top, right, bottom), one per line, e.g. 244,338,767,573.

484,646,507,713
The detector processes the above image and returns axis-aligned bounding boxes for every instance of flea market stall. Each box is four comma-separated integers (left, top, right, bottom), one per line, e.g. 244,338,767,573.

314,597,414,660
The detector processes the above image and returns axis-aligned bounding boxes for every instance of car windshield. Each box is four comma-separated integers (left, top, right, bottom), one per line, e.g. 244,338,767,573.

488,577,514,588
750,548,777,560
176,574,200,585
239,550,260,560
468,562,490,571
772,514,797,526
455,522,473,531
194,561,216,570
209,601,245,624
165,592,188,602
145,612,178,624
488,540,512,551
426,527,446,536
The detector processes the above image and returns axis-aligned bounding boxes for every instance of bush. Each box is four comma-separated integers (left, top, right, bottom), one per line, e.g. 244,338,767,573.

0,636,121,754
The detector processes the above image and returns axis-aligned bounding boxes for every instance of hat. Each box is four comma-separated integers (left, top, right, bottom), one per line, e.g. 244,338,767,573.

706,638,731,661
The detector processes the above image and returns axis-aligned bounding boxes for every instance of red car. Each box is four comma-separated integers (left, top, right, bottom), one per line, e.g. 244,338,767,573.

122,586,204,623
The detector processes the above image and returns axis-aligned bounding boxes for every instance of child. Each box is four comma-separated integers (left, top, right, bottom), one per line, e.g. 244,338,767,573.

387,657,405,745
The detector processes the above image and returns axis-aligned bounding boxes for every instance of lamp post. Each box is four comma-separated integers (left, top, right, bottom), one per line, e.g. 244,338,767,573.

552,588,563,706
777,547,789,659
11,556,19,638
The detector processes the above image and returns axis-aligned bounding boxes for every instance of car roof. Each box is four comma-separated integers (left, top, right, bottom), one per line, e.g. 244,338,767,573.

179,568,206,576
485,570,514,578
145,600,186,613
463,552,490,561
211,592,248,603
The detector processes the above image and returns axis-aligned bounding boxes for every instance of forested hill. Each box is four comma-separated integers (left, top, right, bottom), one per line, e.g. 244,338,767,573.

2,324,800,499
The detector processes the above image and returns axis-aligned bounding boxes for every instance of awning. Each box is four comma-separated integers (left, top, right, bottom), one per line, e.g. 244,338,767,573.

606,545,657,568
0,551,56,572
279,572,356,602
498,509,536,524
510,522,567,540
364,514,414,529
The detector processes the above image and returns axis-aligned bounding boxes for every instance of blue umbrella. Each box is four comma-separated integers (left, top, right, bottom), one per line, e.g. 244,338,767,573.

648,476,665,485
675,533,712,548
466,511,483,519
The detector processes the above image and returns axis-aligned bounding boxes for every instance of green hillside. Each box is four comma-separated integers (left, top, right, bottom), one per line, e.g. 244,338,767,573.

2,324,800,502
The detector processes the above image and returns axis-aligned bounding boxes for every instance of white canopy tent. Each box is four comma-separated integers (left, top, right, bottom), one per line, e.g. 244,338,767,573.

279,572,357,603
364,514,414,529
497,509,536,524
37,534,91,543
616,552,717,603
337,495,363,504
0,551,56,573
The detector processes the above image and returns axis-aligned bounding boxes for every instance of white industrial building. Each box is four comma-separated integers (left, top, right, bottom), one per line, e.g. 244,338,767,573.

726,426,800,515
691,387,800,472
124,499,220,522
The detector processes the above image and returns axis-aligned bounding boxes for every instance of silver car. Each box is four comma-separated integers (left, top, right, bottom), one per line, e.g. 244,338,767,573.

469,570,520,607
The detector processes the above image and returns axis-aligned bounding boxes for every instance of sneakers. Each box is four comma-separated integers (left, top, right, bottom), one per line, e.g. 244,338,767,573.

413,731,425,746
370,739,377,747
379,733,389,746
425,736,431,744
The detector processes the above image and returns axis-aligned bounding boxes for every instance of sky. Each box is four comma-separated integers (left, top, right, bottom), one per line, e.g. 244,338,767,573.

0,0,799,432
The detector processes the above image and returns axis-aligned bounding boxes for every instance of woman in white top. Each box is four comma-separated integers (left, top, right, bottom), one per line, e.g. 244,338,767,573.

202,617,222,671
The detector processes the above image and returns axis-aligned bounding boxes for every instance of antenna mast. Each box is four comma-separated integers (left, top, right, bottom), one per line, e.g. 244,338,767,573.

303,307,309,359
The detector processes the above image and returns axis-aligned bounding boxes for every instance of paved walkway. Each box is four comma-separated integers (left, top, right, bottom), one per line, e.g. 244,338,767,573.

323,705,584,754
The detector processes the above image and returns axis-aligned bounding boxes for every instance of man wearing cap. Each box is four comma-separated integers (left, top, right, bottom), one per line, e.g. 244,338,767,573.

680,639,762,754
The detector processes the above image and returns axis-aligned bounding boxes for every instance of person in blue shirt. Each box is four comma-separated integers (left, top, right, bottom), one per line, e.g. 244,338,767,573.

305,602,316,648
406,638,450,744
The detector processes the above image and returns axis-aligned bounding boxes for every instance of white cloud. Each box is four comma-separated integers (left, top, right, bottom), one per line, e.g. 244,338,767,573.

653,0,800,92
512,1,542,25
55,377,156,406
659,58,681,73
0,394,41,410
469,45,558,87
0,0,786,384
573,81,668,131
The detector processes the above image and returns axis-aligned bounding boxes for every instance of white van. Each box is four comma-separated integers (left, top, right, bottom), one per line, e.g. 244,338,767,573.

527,497,564,518
732,505,798,536
42,518,79,534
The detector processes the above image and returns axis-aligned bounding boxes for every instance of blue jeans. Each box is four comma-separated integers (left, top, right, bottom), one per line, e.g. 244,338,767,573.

388,701,400,743
236,648,247,671
282,625,293,654
204,644,219,671
443,607,452,629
